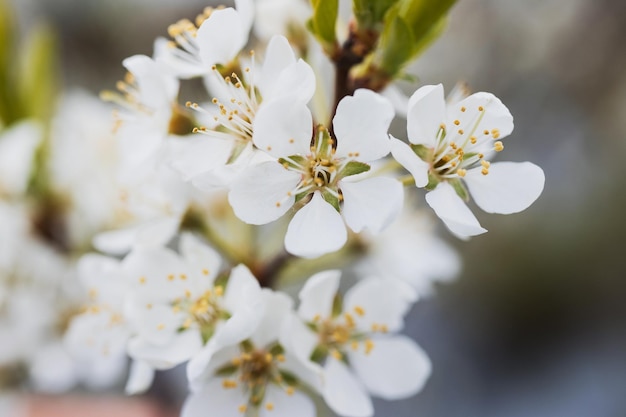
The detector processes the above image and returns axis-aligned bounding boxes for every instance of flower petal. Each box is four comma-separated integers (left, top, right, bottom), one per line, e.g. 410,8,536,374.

464,161,545,214
449,92,514,142
260,385,316,417
251,289,293,347
228,161,301,224
323,356,373,417
181,378,248,417
125,360,155,395
285,192,347,258
127,330,203,370
389,136,430,188
407,84,446,147
253,98,313,158
0,120,42,196
344,278,412,333
333,89,394,162
348,335,431,400
179,233,221,283
341,176,404,234
425,182,487,238
197,8,246,66
257,35,296,96
297,270,341,321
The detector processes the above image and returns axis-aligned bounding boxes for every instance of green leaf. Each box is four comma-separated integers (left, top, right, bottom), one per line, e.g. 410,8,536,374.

449,178,469,201
375,6,414,77
17,23,58,123
308,0,339,54
353,0,399,29
0,0,15,125
321,189,340,212
338,160,370,179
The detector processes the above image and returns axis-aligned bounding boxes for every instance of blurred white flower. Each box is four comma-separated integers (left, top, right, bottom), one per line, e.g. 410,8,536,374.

0,120,42,198
391,84,545,238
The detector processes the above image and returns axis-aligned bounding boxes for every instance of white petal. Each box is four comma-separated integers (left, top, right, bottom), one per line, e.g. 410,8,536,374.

179,233,221,282
285,192,347,258
450,92,514,140
264,59,317,103
181,378,248,417
253,98,313,158
197,8,246,66
260,385,316,417
381,84,408,118
92,227,137,255
349,336,431,400
257,35,296,96
425,182,487,238
341,177,404,234
252,289,294,347
125,360,155,395
464,161,545,214
323,356,373,417
407,84,446,147
127,330,203,370
222,264,262,313
344,278,412,333
154,36,204,79
0,120,42,196
297,270,341,321
228,162,301,224
333,89,394,162
389,136,430,187
122,55,178,107
169,135,234,181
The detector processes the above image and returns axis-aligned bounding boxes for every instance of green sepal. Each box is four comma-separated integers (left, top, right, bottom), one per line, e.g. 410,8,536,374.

214,363,239,377
307,0,339,55
200,326,215,344
321,190,341,212
338,160,370,179
278,155,307,170
227,140,248,164
449,178,469,201
410,144,433,162
331,293,343,318
425,173,440,191
278,370,299,386
310,345,328,364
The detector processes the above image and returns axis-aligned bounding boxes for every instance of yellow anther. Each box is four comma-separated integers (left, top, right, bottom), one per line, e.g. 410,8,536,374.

146,303,153,309
157,323,165,330
483,130,490,135
139,277,146,284
214,286,224,296
238,405,247,413
202,268,210,275
351,341,359,351
265,402,274,411
344,313,355,327
364,339,375,355
312,314,321,322
494,141,504,152
265,353,273,363
439,123,446,130
185,290,192,298
458,129,464,135
267,146,272,151
478,106,484,111
289,138,294,143
461,106,466,112
276,354,286,362
454,119,460,126
232,357,242,366
222,379,238,389
192,127,199,133
450,142,457,150
167,274,175,281
353,306,365,316
88,289,98,299
331,350,342,360
481,168,489,175
478,153,484,159
457,169,467,177
371,323,379,332
470,136,477,144
481,160,491,169
90,306,100,314
182,318,193,329
286,387,295,396
380,324,389,333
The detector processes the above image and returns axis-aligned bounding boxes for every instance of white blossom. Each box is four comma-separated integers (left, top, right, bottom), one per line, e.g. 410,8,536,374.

391,84,545,238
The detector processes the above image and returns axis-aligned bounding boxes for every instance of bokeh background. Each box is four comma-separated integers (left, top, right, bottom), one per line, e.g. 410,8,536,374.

8,0,626,416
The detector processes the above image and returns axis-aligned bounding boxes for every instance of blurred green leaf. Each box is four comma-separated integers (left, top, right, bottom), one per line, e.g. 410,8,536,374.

17,23,58,123
307,0,339,54
353,0,399,29
0,0,15,125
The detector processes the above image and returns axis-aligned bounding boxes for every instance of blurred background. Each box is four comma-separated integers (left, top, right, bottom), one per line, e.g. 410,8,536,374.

6,0,626,416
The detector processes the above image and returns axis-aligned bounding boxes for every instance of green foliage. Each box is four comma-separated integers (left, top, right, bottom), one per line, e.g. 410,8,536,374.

352,0,399,30
307,0,339,55
0,0,15,124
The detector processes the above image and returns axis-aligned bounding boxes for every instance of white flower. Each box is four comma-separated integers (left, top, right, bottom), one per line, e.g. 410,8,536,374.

253,0,310,42
182,290,316,417
390,84,545,238
229,89,404,258
172,35,315,189
0,120,42,198
356,208,461,297
284,271,431,417
121,234,263,373
155,0,254,79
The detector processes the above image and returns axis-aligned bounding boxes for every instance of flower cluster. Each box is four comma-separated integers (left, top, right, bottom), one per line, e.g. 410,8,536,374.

0,0,544,415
